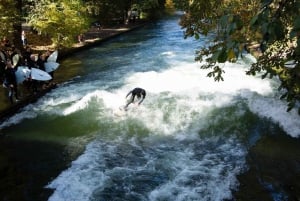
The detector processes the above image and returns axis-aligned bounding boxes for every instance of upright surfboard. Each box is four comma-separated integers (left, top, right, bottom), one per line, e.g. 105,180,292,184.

0,51,6,62
31,68,52,81
44,61,60,73
15,66,31,84
47,50,58,62
12,54,20,67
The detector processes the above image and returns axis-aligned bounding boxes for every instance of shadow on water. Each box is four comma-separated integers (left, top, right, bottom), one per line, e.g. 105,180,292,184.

0,136,80,201
233,127,300,201
201,104,300,201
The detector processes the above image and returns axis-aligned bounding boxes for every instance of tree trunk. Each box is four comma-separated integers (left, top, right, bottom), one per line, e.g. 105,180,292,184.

12,0,23,51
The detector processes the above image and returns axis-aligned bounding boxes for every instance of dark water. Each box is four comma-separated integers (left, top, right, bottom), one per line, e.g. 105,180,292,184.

0,13,300,201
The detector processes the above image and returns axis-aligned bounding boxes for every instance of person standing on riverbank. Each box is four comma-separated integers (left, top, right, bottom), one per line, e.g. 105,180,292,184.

0,48,6,83
21,31,27,46
3,59,19,103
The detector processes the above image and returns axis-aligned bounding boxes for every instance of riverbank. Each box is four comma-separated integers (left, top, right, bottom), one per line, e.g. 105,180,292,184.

0,21,147,122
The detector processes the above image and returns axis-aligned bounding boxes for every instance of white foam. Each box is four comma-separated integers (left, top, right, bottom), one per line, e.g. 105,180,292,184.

125,62,272,96
161,51,175,57
247,95,300,137
119,61,300,138
62,91,99,116
0,108,37,128
47,135,246,201
33,27,296,201
47,142,109,201
1,56,299,138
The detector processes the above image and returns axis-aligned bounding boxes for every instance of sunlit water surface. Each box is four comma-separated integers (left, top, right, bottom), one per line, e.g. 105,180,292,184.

1,14,299,201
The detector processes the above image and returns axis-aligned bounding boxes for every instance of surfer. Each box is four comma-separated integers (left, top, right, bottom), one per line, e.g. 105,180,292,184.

124,87,146,109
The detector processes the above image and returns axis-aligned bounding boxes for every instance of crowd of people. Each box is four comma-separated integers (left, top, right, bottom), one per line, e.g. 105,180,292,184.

0,36,54,104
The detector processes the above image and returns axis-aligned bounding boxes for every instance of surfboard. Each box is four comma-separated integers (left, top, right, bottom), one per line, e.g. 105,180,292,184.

284,60,296,68
47,50,58,62
30,68,52,81
15,66,31,84
12,54,20,67
44,61,60,73
113,107,127,117
0,51,6,62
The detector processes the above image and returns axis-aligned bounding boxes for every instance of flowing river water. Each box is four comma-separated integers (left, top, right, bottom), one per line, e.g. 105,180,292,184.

0,14,300,201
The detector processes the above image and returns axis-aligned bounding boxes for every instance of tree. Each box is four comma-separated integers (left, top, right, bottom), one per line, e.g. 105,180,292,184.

179,0,300,113
171,0,189,11
84,0,131,25
27,0,90,48
84,0,167,24
137,0,166,19
165,0,176,14
0,0,23,50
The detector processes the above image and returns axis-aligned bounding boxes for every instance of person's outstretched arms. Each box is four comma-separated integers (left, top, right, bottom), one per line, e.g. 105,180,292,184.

138,92,146,105
125,90,132,98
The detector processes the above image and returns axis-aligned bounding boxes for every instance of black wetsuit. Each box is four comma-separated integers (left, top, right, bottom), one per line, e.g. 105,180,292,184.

3,66,18,103
125,87,146,108
0,51,6,82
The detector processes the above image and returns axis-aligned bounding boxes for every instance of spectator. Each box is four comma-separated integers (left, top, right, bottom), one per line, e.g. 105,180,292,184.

3,59,19,103
2,37,11,48
21,31,28,46
0,48,7,82
78,34,84,43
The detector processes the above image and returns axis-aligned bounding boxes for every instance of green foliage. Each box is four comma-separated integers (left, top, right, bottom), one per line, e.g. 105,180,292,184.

0,0,21,44
165,0,175,14
1,0,167,49
84,0,132,25
172,0,189,11
27,0,90,48
138,0,166,19
84,0,166,24
180,0,300,113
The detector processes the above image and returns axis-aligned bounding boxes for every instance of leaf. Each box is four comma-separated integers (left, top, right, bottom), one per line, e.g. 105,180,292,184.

261,72,268,79
233,15,243,30
250,14,259,27
219,15,228,27
280,92,287,100
272,20,285,40
287,101,295,112
291,16,300,38
211,50,220,62
227,49,236,61
217,48,227,63
262,0,272,6
293,16,300,30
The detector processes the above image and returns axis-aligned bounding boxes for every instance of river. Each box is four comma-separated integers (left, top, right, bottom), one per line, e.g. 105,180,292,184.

0,13,300,201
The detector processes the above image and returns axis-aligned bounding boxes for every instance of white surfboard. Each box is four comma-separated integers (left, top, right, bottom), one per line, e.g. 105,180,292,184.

0,51,6,62
31,68,52,81
47,50,58,62
284,60,296,68
44,61,60,73
113,107,127,117
12,54,20,67
15,66,31,84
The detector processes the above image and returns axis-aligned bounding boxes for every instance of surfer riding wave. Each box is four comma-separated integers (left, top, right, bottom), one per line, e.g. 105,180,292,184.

124,87,146,110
